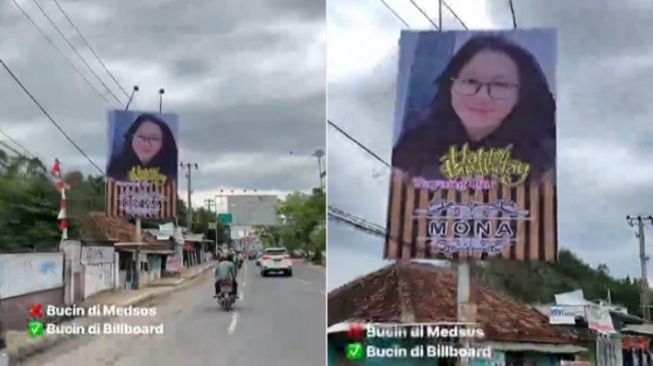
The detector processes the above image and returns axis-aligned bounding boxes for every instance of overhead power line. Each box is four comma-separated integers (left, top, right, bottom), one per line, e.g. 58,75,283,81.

0,126,36,159
0,139,30,160
9,0,110,104
28,0,123,105
377,0,411,28
327,120,391,168
50,0,130,99
1,59,104,174
408,0,439,29
442,1,469,30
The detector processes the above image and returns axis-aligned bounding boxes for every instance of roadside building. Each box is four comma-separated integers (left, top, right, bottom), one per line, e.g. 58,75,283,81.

328,262,585,366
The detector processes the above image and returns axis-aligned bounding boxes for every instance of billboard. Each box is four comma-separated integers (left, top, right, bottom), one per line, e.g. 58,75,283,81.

105,110,179,218
224,195,278,226
385,29,557,261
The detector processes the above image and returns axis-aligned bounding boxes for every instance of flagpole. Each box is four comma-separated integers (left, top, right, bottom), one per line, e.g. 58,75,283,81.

51,159,68,242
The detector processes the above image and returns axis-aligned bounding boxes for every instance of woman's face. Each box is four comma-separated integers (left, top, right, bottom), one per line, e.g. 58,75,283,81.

451,50,519,140
131,121,163,164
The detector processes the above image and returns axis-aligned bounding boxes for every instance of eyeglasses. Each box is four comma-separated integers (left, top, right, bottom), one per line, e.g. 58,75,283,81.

133,134,162,144
451,78,519,100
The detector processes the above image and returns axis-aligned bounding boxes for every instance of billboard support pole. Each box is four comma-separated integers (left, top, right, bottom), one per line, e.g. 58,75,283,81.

438,0,443,30
456,259,470,366
134,217,142,289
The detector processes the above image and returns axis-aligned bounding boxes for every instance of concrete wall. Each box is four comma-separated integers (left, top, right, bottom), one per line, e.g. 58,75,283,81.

0,287,63,330
60,240,82,304
81,246,116,298
0,252,64,331
0,253,63,299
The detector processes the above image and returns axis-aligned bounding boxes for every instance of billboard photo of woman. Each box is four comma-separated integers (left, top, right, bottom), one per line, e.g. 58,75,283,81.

392,31,555,186
106,110,179,219
107,111,178,184
386,29,557,262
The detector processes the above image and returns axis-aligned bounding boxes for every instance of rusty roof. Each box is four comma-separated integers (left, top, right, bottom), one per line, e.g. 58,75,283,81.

75,212,162,245
328,262,577,344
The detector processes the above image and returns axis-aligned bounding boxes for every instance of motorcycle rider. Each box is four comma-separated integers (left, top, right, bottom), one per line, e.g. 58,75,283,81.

214,252,238,298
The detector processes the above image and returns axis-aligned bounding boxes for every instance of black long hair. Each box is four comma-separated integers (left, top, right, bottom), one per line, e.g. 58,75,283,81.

392,34,556,182
107,113,178,182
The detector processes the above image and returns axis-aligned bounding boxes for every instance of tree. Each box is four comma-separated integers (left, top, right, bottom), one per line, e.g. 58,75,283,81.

275,188,325,262
477,249,644,316
253,225,282,247
0,151,60,252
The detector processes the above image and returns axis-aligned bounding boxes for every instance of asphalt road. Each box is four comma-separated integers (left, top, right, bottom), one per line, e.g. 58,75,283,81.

20,260,326,366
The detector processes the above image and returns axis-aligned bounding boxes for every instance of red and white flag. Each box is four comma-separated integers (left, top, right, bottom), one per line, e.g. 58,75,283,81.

50,159,67,240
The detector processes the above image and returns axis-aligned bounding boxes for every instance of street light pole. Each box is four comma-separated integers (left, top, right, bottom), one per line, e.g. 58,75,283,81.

627,215,653,320
312,149,325,188
290,149,325,188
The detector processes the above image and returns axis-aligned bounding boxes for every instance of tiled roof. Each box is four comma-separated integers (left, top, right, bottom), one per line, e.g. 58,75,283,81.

328,262,577,344
75,212,161,245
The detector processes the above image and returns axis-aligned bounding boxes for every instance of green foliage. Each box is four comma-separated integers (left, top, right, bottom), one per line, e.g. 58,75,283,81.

274,188,325,261
476,249,644,316
0,154,60,252
64,171,105,219
191,207,227,243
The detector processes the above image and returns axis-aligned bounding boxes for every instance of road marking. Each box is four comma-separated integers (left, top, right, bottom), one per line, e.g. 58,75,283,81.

321,290,325,295
297,279,309,285
228,312,239,335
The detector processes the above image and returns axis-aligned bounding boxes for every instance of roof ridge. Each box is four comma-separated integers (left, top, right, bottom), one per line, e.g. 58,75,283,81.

327,263,395,299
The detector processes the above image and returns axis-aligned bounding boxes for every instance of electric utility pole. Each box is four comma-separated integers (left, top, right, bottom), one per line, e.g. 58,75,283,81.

627,215,653,320
181,162,198,231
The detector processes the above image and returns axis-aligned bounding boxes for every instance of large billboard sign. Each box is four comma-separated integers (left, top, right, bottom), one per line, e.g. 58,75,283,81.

225,195,278,226
105,110,179,218
385,29,557,261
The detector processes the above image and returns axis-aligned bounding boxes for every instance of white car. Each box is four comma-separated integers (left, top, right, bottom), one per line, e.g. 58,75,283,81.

260,247,292,276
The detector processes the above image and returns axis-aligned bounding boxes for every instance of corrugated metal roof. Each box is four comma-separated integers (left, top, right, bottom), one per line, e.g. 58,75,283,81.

622,324,653,336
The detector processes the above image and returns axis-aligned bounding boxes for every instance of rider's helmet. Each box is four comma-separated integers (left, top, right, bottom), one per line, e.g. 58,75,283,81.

219,251,229,261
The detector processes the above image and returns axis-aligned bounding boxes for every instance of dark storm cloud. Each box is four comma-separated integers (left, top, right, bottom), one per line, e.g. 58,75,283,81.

0,0,325,193
328,0,653,282
191,156,320,193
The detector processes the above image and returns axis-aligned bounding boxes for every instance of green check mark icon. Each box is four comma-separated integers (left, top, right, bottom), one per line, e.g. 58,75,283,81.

346,342,364,361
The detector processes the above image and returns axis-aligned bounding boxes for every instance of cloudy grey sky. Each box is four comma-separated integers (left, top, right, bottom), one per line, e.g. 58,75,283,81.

327,0,653,291
0,0,325,209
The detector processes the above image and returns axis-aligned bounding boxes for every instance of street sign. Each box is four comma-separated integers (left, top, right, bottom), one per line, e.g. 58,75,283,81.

218,213,232,224
208,222,217,230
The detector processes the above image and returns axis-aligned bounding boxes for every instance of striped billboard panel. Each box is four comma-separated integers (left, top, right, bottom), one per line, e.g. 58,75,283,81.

384,169,557,261
106,179,177,219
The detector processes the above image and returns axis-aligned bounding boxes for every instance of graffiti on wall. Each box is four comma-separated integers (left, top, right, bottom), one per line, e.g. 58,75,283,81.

0,253,63,299
82,246,115,265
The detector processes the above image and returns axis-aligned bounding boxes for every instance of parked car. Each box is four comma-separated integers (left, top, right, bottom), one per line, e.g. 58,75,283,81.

260,247,292,276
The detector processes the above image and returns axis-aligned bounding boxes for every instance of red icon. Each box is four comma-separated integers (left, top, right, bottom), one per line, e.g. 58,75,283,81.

348,323,363,341
28,304,43,318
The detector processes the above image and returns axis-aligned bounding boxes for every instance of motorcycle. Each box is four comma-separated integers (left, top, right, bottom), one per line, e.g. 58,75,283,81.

216,281,236,311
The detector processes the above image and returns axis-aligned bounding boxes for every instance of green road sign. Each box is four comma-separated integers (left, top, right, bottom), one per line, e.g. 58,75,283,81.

217,213,232,224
